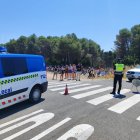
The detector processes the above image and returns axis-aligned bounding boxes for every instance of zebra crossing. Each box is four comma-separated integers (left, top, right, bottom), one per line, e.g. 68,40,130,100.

72,86,112,99
87,89,130,105
50,83,91,91
1,81,139,140
108,94,140,114
48,81,140,120
0,109,94,140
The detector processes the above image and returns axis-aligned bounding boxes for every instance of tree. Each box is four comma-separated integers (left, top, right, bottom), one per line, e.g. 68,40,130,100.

114,28,131,59
101,51,115,67
4,33,109,67
6,39,17,53
26,34,39,54
131,24,140,64
16,36,27,53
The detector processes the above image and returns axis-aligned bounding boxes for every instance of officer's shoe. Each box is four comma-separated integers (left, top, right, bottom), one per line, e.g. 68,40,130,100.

110,92,115,95
117,92,120,95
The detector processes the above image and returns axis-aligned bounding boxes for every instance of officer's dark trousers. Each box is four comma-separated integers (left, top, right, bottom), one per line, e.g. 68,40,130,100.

113,74,123,93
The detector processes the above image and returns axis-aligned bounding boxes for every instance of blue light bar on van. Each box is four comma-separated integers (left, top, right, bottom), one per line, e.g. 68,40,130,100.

0,46,7,53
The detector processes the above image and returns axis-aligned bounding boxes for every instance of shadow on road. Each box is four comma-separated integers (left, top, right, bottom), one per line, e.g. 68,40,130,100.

114,94,126,99
126,80,132,83
132,91,140,94
0,98,45,119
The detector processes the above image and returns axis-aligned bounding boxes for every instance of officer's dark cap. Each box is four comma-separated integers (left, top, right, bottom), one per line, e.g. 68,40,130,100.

117,58,122,61
116,58,123,63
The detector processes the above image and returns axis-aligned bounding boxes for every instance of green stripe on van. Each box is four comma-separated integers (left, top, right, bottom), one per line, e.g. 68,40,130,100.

0,74,38,85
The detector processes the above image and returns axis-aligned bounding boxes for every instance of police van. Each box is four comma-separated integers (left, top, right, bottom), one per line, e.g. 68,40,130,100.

0,49,48,109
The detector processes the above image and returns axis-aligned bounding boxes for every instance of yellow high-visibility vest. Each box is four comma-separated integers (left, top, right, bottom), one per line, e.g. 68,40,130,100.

115,63,124,72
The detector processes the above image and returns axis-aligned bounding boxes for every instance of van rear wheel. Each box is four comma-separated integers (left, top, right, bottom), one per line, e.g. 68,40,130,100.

29,87,41,103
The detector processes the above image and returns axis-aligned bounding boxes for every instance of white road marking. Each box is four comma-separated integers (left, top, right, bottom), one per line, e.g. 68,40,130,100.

48,81,73,86
2,113,54,140
136,116,140,121
48,81,72,84
30,118,71,140
72,87,112,99
50,84,91,91
0,109,44,129
57,124,94,140
48,83,60,86
60,85,101,94
49,83,79,88
108,94,140,114
87,89,130,105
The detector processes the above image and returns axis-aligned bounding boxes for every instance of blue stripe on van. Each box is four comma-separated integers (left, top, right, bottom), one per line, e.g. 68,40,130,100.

0,88,28,99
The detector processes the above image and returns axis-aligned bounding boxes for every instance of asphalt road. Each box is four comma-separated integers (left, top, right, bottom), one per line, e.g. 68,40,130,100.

0,79,140,140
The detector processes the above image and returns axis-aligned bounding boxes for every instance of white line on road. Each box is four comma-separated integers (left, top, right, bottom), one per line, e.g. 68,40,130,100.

87,89,130,105
60,85,101,94
108,94,140,114
49,83,79,88
50,84,91,91
2,113,54,140
57,124,94,140
72,87,112,99
30,118,71,140
0,109,44,129
136,116,140,121
48,81,74,86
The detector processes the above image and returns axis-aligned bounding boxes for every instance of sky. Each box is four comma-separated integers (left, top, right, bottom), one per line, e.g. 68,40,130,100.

0,0,140,51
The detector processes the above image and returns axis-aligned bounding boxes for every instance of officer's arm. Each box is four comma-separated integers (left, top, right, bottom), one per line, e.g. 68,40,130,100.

113,64,116,70
123,65,125,73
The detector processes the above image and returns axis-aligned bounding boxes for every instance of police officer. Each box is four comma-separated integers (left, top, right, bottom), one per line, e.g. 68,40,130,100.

110,58,125,95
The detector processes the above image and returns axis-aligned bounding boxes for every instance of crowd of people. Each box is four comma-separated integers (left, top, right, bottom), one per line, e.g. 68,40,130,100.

47,64,82,81
47,64,114,81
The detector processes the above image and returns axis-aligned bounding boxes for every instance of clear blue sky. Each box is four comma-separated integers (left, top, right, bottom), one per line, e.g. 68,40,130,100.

0,0,140,51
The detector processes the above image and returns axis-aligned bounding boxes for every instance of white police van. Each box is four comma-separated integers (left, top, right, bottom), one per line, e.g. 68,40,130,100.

0,47,48,109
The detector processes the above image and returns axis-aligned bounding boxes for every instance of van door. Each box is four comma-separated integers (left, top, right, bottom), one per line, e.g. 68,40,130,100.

0,57,30,100
0,58,3,100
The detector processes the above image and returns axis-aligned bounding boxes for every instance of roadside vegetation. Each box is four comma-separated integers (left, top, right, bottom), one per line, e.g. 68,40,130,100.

1,24,140,69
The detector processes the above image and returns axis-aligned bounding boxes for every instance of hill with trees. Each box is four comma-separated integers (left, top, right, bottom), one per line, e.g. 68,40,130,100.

1,24,140,67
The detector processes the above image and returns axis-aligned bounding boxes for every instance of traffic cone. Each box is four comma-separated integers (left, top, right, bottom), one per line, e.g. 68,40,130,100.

64,84,69,95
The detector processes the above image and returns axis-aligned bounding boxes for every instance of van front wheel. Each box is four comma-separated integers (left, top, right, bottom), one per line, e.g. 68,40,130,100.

29,87,41,103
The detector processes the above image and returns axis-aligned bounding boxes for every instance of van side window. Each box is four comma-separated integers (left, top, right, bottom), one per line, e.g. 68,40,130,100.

0,59,3,78
27,57,46,72
1,57,28,76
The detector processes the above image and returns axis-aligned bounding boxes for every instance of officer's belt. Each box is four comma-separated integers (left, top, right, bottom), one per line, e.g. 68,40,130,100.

114,71,123,75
